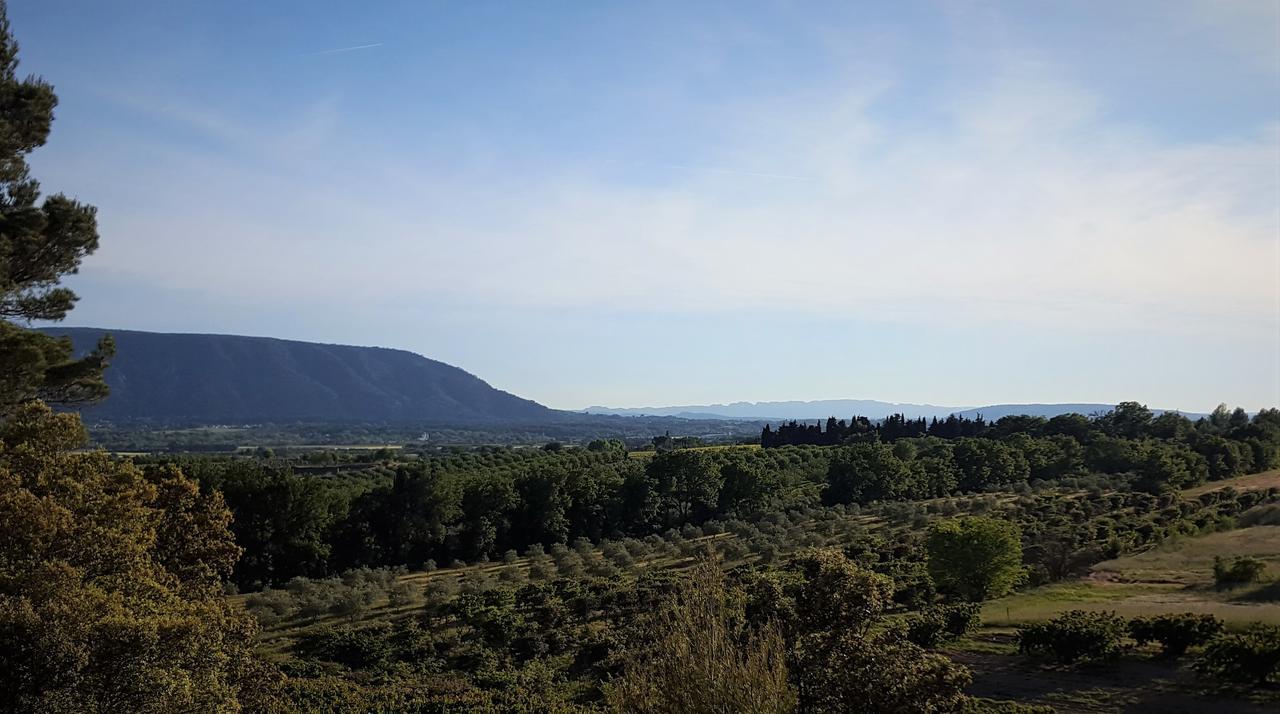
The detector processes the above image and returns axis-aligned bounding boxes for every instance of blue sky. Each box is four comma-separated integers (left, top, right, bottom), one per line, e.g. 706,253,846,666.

12,0,1279,411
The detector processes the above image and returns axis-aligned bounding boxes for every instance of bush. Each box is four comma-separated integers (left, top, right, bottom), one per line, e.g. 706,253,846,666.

1018,610,1126,663
619,537,646,556
961,699,1057,713
425,577,457,602
387,581,418,608
1214,556,1267,588
601,540,634,567
1195,624,1280,686
499,565,525,583
302,624,395,670
1128,613,1223,658
460,570,491,595
795,629,971,713
527,561,555,581
607,563,795,713
905,603,982,648
718,540,750,562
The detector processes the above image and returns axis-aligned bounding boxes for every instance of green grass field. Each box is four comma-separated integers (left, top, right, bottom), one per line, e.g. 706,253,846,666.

983,524,1280,627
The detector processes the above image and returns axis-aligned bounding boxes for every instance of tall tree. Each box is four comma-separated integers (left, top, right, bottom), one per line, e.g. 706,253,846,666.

0,3,111,416
0,9,273,709
926,517,1025,602
646,449,721,526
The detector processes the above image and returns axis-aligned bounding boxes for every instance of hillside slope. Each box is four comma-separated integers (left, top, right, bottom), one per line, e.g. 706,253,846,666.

40,327,554,423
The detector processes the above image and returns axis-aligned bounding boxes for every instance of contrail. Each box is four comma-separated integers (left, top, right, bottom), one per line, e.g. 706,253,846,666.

304,42,384,56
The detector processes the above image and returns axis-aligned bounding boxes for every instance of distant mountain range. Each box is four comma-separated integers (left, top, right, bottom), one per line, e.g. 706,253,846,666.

42,328,554,423
582,400,1204,421
38,327,1204,427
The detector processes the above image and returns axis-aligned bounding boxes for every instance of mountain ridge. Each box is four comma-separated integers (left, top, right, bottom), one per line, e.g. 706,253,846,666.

583,400,1205,421
40,327,555,423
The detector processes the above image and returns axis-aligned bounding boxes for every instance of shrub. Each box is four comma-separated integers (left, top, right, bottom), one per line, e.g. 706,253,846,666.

460,570,491,595
302,624,395,670
1195,624,1280,686
245,589,296,625
499,565,525,583
961,699,1056,713
527,561,555,581
718,540,750,562
601,540,634,567
1128,613,1223,658
424,577,457,601
1018,610,1126,663
905,604,982,648
623,538,651,559
329,585,374,622
387,581,418,608
607,563,796,713
795,629,971,713
1213,556,1267,588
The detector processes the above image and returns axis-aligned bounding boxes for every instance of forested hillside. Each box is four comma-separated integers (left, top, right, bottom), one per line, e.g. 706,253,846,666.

42,327,554,423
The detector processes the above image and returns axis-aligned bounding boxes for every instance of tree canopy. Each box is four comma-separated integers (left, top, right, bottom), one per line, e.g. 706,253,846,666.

926,516,1025,602
0,3,111,416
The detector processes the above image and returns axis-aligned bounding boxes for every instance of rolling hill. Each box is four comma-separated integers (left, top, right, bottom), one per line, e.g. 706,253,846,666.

40,327,554,423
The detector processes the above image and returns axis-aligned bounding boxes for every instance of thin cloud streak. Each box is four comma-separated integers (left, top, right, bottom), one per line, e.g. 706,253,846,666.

302,42,383,57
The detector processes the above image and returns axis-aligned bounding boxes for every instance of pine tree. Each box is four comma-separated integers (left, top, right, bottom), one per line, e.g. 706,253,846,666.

0,1,111,416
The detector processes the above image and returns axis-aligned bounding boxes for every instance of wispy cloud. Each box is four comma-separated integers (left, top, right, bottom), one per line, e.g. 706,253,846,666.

302,42,383,57
33,0,1277,409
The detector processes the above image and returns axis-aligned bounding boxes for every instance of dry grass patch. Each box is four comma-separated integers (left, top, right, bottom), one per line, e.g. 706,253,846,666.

1184,470,1280,497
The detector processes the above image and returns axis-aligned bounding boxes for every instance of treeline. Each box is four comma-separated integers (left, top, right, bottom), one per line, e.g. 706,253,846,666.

175,402,1280,591
763,413,990,445
764,403,1267,446
766,403,1277,479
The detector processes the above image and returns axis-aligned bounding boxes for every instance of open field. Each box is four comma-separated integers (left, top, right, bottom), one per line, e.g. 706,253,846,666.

967,523,1280,711
983,525,1280,627
1184,469,1280,497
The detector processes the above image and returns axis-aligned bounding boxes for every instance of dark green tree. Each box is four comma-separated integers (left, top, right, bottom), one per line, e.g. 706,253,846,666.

646,449,721,526
0,5,111,415
823,443,913,504
926,517,1025,602
717,458,779,517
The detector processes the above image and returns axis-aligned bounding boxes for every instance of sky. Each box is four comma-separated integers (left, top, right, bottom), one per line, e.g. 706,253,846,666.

11,0,1280,412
